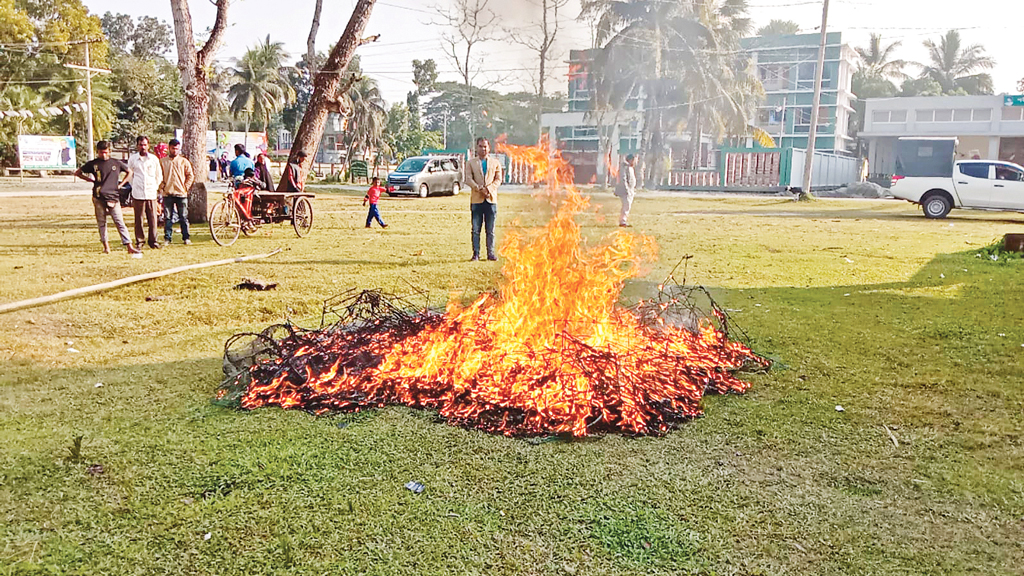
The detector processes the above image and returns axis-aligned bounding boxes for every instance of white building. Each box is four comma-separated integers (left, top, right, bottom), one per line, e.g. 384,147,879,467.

860,94,1024,175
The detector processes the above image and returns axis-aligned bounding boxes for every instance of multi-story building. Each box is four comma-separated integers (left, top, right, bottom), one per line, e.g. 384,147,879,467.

741,32,857,154
541,34,857,183
859,94,1024,175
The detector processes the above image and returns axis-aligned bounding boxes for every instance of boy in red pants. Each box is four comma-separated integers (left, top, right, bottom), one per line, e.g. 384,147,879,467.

363,177,388,228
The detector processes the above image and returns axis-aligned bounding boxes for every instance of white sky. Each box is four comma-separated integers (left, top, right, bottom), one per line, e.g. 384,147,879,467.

83,0,1022,106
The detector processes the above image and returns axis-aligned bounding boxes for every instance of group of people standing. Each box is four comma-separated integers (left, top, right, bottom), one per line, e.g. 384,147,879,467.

76,137,194,256
74,134,636,260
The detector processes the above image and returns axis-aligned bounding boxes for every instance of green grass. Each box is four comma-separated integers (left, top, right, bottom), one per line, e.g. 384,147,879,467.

2,187,1023,575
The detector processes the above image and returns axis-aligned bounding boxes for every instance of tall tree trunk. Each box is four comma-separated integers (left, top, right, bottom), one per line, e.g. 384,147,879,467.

307,0,324,76
283,0,377,191
169,0,229,224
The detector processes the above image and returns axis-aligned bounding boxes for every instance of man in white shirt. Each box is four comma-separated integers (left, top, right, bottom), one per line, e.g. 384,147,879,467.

127,135,163,249
614,154,637,227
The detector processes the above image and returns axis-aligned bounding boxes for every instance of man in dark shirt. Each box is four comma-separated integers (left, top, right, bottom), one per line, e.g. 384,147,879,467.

75,140,141,256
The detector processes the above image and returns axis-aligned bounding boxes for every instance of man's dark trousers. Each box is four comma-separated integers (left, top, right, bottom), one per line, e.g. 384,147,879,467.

471,201,497,259
163,196,190,242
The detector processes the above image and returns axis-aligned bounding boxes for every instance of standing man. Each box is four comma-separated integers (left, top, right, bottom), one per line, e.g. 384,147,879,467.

615,154,637,227
75,140,142,257
127,135,162,250
464,137,502,261
229,144,254,178
158,138,195,245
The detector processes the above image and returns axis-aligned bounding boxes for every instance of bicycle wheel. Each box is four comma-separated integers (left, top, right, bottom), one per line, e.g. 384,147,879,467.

292,197,313,237
209,200,241,246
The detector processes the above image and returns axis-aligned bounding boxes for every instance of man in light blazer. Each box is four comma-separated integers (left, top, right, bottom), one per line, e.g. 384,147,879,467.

464,137,502,261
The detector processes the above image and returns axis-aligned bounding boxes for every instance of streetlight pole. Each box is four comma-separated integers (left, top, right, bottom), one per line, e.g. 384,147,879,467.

800,0,830,200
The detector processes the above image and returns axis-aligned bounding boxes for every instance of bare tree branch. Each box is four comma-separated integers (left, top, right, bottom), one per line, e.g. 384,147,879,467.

307,0,324,76
197,0,229,62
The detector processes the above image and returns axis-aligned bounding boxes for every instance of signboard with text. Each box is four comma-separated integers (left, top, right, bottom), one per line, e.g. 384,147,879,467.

17,135,76,171
1004,95,1024,107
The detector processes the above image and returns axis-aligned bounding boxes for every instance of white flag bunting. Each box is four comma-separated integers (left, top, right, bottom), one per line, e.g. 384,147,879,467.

0,102,88,120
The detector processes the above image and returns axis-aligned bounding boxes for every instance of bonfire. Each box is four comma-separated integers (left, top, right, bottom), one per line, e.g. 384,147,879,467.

218,138,768,436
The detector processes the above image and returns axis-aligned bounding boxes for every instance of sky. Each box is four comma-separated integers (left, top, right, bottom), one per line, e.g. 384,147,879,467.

82,0,1022,106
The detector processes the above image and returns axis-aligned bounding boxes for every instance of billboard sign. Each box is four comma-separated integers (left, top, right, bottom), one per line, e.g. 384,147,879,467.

1004,95,1024,107
173,130,268,157
17,135,77,170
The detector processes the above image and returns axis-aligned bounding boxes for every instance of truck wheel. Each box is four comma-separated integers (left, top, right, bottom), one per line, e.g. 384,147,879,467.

921,192,953,219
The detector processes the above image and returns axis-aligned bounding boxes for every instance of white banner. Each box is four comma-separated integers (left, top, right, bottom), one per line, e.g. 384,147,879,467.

18,135,77,170
172,130,266,157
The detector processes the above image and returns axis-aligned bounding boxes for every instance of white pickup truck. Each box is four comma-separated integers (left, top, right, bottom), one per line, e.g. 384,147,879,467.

889,137,1024,218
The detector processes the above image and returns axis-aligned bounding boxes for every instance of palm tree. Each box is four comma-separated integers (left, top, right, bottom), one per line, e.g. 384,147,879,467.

580,0,712,181
583,0,763,177
756,19,800,37
855,34,907,81
678,0,762,169
228,36,296,131
919,30,994,95
341,77,388,171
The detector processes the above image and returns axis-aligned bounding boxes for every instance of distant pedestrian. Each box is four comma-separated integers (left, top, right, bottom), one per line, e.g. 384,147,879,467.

254,153,275,191
615,154,637,227
363,176,388,228
158,138,195,245
75,140,142,256
280,150,308,193
230,144,254,178
208,155,218,182
127,135,162,249
218,152,230,180
464,137,502,261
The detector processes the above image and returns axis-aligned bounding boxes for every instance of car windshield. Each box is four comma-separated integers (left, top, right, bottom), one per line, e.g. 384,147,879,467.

396,158,428,172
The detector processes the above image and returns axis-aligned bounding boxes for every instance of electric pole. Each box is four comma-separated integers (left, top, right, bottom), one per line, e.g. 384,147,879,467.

64,40,109,156
800,0,830,200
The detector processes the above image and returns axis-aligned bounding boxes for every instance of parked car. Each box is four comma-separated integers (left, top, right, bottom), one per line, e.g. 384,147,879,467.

386,155,463,198
890,137,1024,218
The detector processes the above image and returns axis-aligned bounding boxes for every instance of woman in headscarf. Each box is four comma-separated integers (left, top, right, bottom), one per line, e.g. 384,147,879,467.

254,153,275,191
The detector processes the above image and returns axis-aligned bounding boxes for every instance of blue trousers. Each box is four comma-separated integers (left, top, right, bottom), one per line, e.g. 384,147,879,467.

471,201,497,258
365,204,385,227
163,196,190,241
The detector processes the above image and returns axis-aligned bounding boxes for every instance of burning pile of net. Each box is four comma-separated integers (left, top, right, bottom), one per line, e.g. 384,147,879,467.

218,138,768,436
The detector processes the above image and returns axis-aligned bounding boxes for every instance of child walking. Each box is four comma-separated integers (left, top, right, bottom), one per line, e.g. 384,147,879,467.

364,177,388,228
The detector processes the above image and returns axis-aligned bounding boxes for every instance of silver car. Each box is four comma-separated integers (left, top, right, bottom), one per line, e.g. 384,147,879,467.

386,155,463,198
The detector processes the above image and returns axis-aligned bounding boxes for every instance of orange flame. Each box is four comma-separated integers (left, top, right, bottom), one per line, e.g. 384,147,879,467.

238,137,766,436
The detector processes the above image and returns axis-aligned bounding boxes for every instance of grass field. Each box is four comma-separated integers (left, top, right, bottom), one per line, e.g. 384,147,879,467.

1,186,1023,575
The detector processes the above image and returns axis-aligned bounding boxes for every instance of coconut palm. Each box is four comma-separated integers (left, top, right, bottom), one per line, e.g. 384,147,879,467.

677,0,762,168
580,0,714,181
582,0,762,176
342,77,388,170
855,34,907,81
228,36,296,131
919,30,994,95
756,19,799,37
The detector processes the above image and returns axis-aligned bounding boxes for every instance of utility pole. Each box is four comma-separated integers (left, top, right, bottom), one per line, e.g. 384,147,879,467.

778,95,787,145
64,40,109,156
442,108,449,149
800,0,830,200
